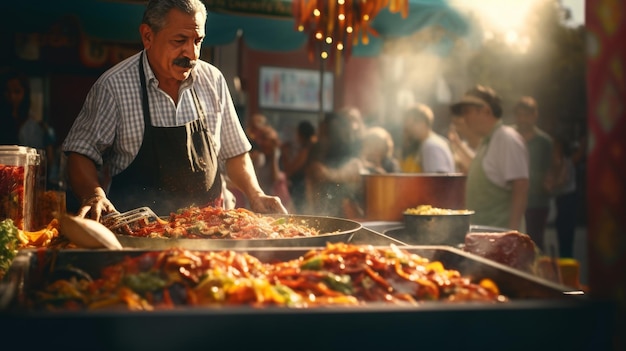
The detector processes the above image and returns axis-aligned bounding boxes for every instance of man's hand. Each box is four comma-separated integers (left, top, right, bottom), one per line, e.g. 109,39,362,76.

67,153,115,222
249,194,288,214
77,194,117,222
225,153,288,215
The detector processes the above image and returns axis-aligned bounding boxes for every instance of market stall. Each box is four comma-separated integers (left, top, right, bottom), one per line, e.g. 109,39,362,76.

0,192,610,350
0,1,623,350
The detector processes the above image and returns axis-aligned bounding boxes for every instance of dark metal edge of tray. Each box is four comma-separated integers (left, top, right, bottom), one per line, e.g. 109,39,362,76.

0,237,584,313
404,244,585,297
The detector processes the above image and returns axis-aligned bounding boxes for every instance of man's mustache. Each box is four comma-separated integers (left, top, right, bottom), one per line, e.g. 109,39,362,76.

173,57,196,69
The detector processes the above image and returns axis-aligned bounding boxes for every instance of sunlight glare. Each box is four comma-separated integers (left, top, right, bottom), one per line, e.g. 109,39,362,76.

452,0,540,31
505,30,519,45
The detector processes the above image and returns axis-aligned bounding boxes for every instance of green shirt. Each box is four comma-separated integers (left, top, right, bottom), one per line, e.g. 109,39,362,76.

466,122,526,231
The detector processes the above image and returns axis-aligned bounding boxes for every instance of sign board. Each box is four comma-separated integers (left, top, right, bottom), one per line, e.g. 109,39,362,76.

259,66,333,112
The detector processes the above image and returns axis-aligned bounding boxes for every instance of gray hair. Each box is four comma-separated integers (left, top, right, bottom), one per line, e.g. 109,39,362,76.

142,0,207,32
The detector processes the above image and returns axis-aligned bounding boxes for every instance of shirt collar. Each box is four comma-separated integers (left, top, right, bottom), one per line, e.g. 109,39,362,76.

141,50,196,89
482,120,503,145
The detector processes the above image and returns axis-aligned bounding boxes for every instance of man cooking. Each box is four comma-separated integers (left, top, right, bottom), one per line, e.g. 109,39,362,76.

62,0,287,221
450,85,529,231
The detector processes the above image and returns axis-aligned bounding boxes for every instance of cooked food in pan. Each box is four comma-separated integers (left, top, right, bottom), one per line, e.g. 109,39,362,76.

404,205,473,215
29,243,506,311
114,206,322,239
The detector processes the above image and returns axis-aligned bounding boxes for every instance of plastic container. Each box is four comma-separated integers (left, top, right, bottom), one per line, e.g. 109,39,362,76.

0,146,41,231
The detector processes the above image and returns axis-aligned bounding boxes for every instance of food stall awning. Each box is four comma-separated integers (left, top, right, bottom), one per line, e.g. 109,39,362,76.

0,0,472,56
202,0,471,56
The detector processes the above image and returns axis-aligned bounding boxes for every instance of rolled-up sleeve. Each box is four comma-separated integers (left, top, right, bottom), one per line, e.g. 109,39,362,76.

62,82,118,168
215,71,251,160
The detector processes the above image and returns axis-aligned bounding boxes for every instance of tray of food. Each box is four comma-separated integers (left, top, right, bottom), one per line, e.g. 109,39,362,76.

0,242,583,313
0,207,362,252
103,206,362,250
101,206,362,250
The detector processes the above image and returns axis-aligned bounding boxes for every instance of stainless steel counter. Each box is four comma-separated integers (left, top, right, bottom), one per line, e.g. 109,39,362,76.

0,225,615,351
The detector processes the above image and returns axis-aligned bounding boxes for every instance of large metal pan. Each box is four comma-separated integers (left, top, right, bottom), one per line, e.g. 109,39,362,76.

113,214,361,249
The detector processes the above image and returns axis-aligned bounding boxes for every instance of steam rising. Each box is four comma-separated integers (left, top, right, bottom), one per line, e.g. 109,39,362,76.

283,0,583,222
371,0,579,145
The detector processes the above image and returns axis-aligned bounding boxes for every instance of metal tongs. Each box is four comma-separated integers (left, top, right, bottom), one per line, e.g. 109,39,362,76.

101,206,164,232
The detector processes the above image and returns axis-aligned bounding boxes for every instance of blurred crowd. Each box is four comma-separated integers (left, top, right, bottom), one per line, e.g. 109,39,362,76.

236,103,466,221
236,87,583,259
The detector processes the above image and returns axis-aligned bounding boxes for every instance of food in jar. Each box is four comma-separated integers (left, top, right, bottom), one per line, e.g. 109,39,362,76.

28,243,507,311
0,147,40,231
0,165,26,229
38,190,66,230
463,231,538,272
113,206,322,239
404,205,472,215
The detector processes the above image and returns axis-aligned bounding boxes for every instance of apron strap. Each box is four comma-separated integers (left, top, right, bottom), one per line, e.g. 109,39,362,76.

138,52,151,127
109,52,222,214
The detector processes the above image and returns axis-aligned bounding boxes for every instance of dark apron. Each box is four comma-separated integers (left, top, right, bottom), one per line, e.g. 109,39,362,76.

108,54,222,215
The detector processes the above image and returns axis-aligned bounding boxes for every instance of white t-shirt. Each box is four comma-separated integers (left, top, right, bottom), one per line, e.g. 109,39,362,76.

482,125,529,188
420,132,456,173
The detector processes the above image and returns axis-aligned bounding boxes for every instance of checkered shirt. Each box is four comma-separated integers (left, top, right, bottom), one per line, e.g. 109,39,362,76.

62,51,251,176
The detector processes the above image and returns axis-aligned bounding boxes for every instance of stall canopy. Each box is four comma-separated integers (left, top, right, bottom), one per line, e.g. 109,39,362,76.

0,0,472,56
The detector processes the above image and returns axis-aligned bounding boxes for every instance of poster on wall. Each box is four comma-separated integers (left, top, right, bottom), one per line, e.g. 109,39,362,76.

259,66,333,112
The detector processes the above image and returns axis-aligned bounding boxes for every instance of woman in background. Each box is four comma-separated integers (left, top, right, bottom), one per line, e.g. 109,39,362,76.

280,120,317,213
361,126,400,174
305,111,363,218
1,70,29,145
1,69,57,181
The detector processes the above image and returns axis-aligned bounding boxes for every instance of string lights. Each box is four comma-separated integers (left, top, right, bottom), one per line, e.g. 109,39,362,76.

292,0,409,63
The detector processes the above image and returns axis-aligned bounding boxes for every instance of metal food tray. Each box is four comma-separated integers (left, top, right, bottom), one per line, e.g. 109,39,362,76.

0,243,610,351
113,214,362,249
1,242,583,313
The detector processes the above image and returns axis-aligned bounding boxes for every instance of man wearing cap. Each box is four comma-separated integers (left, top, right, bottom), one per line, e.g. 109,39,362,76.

451,85,529,231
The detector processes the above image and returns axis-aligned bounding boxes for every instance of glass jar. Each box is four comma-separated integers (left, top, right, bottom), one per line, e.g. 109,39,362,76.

0,145,41,231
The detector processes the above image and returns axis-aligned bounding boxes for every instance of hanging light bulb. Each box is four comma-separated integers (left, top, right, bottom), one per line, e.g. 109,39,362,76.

293,0,410,64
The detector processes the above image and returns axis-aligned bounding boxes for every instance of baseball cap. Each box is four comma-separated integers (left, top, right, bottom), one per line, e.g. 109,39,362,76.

450,85,503,118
